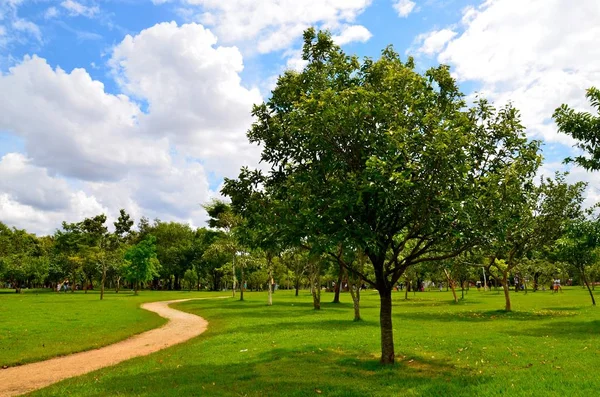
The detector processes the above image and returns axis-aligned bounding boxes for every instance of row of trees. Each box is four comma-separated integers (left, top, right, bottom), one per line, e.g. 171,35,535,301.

219,29,600,364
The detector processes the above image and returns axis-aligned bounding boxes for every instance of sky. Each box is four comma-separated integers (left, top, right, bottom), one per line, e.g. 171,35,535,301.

0,0,599,235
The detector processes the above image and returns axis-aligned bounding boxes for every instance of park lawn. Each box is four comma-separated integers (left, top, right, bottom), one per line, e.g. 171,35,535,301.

27,286,600,397
0,289,227,367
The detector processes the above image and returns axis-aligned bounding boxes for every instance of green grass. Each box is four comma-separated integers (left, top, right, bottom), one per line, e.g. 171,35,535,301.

7,287,600,396
0,289,226,367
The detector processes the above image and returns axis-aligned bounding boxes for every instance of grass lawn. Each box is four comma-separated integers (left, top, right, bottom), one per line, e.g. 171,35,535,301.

0,289,226,367
8,287,600,396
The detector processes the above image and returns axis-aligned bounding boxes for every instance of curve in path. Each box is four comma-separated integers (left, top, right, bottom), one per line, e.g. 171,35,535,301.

0,297,226,397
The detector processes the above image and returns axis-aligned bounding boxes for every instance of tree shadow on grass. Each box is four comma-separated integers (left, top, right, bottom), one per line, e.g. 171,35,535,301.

393,309,575,323
35,348,488,397
505,320,600,339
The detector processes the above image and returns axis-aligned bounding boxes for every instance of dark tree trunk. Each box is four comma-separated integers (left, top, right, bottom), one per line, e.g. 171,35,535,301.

332,264,343,303
295,280,300,296
100,265,106,301
378,288,394,364
581,267,596,306
240,265,245,301
502,271,511,312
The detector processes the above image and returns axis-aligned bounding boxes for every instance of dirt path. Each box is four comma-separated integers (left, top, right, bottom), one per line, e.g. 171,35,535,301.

0,297,226,397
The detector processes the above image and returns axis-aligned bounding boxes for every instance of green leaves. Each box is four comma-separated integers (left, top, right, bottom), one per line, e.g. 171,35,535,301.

554,87,600,170
224,29,542,292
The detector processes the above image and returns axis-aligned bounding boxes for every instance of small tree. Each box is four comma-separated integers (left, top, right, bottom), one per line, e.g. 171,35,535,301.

124,235,160,295
553,219,599,305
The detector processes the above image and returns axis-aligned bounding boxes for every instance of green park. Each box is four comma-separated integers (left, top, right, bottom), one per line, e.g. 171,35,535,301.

1,29,600,396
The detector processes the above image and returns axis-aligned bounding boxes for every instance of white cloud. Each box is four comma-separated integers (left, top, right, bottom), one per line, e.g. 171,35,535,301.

60,0,99,18
44,7,59,19
0,153,72,211
0,55,170,181
393,0,416,17
421,0,600,147
333,25,372,46
164,0,372,54
0,22,261,234
110,22,262,176
414,28,456,55
0,154,109,235
12,18,40,41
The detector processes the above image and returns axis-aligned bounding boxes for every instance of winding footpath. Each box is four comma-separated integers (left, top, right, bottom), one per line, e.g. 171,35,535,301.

0,297,226,397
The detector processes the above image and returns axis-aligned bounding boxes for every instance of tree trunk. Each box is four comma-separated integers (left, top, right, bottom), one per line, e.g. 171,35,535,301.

444,270,458,303
404,277,409,300
332,264,343,303
581,267,596,306
240,264,244,301
267,261,273,306
502,271,511,312
115,276,120,293
349,280,361,321
100,264,106,301
378,288,395,364
312,272,321,310
232,254,236,298
295,280,300,296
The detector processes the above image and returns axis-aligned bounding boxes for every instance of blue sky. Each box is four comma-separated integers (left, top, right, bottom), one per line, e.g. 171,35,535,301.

0,0,598,234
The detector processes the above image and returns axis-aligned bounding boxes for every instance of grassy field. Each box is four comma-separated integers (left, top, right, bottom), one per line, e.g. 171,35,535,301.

0,289,226,367
15,286,598,396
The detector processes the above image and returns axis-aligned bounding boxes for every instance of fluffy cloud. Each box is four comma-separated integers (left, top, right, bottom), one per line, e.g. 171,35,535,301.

414,28,456,55
393,0,416,17
110,22,262,175
333,25,372,45
429,0,600,146
414,0,600,207
0,22,259,234
168,0,373,53
0,56,170,181
0,153,108,234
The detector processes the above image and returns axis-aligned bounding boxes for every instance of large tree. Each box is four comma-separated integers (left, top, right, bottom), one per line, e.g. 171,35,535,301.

554,87,600,171
223,29,540,364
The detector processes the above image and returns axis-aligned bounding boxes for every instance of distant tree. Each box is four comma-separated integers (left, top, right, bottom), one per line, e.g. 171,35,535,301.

488,174,585,311
124,235,160,295
554,87,600,170
0,224,45,292
183,268,198,291
204,200,244,298
553,218,599,305
114,209,135,242
151,221,195,290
